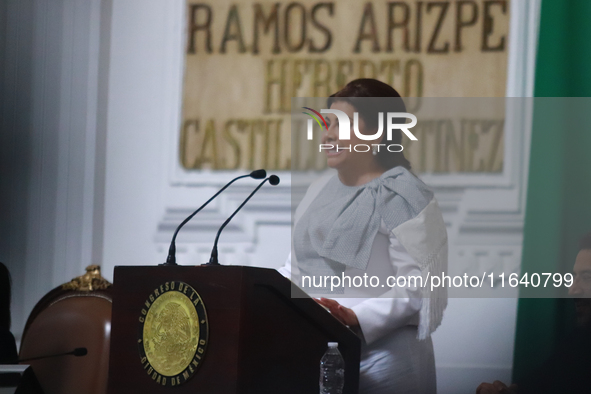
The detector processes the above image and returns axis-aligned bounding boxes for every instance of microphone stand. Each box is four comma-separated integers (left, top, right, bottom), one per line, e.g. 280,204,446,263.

205,175,280,266
19,347,88,363
162,170,266,266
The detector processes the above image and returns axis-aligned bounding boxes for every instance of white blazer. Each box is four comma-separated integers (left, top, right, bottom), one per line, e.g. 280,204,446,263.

278,171,423,346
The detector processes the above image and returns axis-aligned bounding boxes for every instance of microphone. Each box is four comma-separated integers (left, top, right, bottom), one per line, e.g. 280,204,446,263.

19,347,88,363
163,170,267,266
205,175,280,266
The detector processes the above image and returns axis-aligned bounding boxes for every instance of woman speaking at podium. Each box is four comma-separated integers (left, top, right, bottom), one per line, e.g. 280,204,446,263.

279,79,448,393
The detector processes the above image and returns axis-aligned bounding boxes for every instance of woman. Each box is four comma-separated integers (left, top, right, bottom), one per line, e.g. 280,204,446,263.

280,79,448,393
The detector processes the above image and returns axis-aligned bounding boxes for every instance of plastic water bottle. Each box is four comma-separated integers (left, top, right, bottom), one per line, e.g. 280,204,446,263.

319,342,345,394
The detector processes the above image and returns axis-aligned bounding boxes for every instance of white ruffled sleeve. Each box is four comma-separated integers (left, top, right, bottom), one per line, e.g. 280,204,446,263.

350,222,423,345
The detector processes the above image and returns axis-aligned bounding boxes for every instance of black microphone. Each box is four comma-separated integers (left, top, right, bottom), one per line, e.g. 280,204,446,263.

19,347,87,363
163,170,267,266
205,175,280,266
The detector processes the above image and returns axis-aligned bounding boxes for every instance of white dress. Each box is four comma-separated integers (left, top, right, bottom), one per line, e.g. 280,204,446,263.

278,171,438,393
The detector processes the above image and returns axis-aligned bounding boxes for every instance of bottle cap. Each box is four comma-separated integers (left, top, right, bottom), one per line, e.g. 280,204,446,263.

328,342,338,348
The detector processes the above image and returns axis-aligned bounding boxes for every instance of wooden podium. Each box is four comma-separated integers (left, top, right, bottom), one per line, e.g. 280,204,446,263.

107,265,361,393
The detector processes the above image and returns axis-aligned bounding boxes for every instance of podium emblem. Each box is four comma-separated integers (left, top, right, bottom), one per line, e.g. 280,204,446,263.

138,281,208,387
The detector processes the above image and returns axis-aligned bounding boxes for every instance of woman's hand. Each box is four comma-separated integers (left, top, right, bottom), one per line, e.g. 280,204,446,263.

315,298,360,328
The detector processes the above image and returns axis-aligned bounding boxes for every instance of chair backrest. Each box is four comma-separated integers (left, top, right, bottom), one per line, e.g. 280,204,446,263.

19,266,112,394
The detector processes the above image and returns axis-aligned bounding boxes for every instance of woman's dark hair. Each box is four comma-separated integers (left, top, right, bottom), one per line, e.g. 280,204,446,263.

327,78,411,170
0,262,11,330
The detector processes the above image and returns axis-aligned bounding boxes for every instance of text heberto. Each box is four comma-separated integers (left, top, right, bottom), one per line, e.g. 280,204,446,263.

303,108,418,153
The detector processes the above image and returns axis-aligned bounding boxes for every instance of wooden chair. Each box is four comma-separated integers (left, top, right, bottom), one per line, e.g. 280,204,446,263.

18,266,112,394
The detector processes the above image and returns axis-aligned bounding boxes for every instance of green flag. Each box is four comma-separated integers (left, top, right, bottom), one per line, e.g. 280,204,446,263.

512,0,591,383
